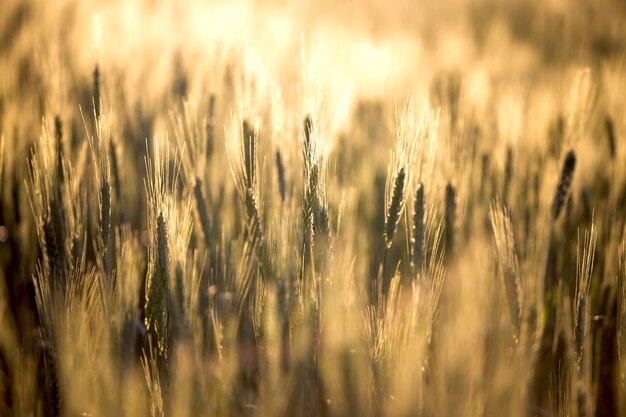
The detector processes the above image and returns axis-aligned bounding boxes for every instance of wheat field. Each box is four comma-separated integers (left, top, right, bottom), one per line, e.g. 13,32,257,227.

0,0,625,416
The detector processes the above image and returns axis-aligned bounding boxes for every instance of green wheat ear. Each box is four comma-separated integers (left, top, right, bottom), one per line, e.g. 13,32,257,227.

384,167,405,249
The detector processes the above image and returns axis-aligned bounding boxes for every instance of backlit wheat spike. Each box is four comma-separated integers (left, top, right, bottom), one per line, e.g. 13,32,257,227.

521,302,540,361
304,114,313,156
71,233,83,271
412,183,425,275
226,114,269,285
50,189,67,288
312,204,332,277
551,149,576,221
277,278,290,373
503,146,512,205
242,119,256,190
109,140,121,204
0,135,4,194
143,134,188,363
304,161,320,236
489,200,522,338
93,64,101,119
83,97,114,280
276,150,286,203
445,183,456,260
245,187,264,249
42,343,62,416
573,227,596,417
381,168,405,298
618,243,626,383
100,179,111,275
156,214,170,301
145,212,171,358
380,97,419,298
384,167,405,249
574,224,596,369
503,266,521,335
298,110,332,339
206,94,216,160
574,293,588,363
173,262,187,336
142,349,165,417
576,384,589,417
479,153,490,201
193,178,212,247
25,119,80,291
605,116,616,158
43,216,62,286
54,116,64,183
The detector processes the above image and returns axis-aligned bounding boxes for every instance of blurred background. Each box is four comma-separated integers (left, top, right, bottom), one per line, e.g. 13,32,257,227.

1,1,626,416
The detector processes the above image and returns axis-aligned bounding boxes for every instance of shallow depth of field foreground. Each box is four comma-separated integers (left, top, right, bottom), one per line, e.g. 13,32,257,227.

1,0,626,416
